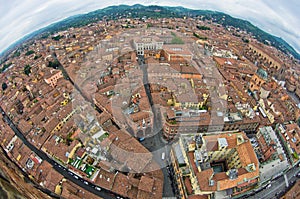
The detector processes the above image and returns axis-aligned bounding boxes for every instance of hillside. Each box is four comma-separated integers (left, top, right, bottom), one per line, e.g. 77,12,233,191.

1,4,299,60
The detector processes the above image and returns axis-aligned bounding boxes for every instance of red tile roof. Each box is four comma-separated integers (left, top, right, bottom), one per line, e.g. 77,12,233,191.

138,176,154,193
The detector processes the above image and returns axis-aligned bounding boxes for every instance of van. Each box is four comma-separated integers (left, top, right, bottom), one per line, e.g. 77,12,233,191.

161,152,165,160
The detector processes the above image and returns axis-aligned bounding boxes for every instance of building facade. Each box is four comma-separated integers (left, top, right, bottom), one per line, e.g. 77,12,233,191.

170,132,260,199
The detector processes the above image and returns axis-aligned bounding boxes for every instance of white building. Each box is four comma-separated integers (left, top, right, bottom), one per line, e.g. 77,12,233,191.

133,37,163,56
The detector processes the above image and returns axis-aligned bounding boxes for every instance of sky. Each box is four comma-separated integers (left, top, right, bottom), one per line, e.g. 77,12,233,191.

0,0,299,54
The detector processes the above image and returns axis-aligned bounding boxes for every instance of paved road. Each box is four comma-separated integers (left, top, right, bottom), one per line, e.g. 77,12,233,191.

138,56,176,197
1,107,121,199
242,165,300,199
287,91,300,107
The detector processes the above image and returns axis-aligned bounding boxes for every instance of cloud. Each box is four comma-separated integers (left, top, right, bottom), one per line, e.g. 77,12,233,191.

0,0,299,54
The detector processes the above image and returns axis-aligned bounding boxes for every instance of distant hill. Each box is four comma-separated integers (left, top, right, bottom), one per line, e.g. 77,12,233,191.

1,4,299,61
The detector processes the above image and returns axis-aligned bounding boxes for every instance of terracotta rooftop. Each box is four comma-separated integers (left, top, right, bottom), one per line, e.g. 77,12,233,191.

188,195,209,199
75,148,85,158
110,130,132,145
237,141,259,167
138,175,154,193
95,168,115,190
111,173,131,197
184,132,259,192
56,119,75,138
137,190,151,199
35,161,63,192
27,103,43,117
127,186,139,199
204,133,240,151
216,167,259,191
44,117,60,133
43,69,62,79
197,168,216,191
213,56,237,67
0,123,15,147
184,176,193,194
42,137,80,163
56,78,74,93
31,110,46,125
126,152,152,173
130,111,151,122
61,180,101,199
285,123,300,155
18,119,32,134
96,111,113,125
57,103,73,120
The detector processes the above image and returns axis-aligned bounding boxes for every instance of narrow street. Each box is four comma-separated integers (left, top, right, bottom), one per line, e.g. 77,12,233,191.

137,56,176,197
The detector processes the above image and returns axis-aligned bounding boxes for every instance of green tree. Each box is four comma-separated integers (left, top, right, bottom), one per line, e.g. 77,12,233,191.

25,50,35,56
147,23,153,28
171,32,184,44
197,25,211,30
2,82,7,91
48,60,60,69
242,37,250,43
193,32,208,40
52,35,63,41
0,63,12,73
34,55,41,60
24,65,31,76
13,51,20,57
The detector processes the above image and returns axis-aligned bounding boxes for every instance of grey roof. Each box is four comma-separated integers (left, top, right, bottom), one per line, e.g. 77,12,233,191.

174,143,185,165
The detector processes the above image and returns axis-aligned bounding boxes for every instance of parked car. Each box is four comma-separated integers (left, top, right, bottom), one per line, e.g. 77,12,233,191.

250,138,256,143
252,142,259,147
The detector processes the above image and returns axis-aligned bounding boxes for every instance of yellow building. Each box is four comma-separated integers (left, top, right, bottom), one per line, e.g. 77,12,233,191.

170,132,259,199
249,68,268,92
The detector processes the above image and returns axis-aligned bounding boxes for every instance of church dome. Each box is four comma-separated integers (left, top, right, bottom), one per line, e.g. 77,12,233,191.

256,68,268,80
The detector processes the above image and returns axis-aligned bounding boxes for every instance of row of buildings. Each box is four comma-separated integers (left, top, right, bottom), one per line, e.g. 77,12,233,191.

0,14,299,199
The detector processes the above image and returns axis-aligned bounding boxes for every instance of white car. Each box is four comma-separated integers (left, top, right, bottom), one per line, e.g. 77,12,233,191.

84,181,88,185
266,184,272,189
74,175,79,179
95,186,101,191
252,143,259,147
